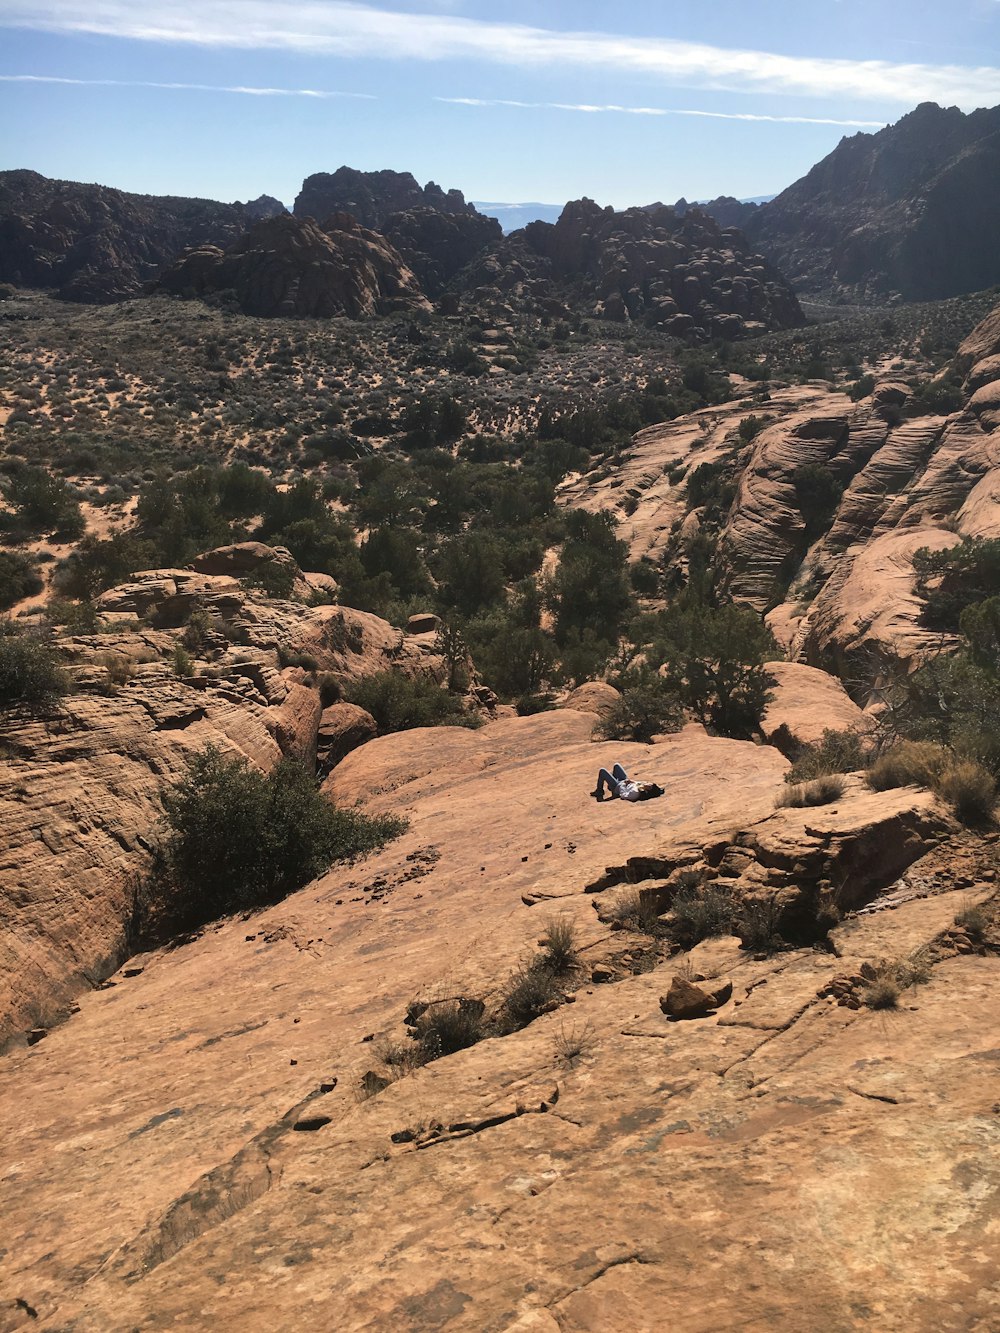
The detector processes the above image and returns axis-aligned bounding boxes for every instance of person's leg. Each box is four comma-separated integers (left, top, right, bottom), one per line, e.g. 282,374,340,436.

593,767,617,797
612,763,628,783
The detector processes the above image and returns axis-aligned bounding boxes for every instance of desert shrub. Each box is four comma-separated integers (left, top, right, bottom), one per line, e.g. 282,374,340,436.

776,775,846,808
0,620,68,709
96,652,133,686
515,691,556,716
242,561,298,600
668,881,737,947
859,952,931,1009
541,917,579,974
317,673,342,707
500,960,561,1029
866,741,951,791
881,652,1000,776
736,896,785,953
960,596,1000,671
597,670,683,743
793,463,844,539
645,600,776,739
548,509,633,644
604,886,663,935
45,597,100,634
913,538,1000,632
1,466,84,540
0,551,42,610
409,999,485,1062
936,761,996,825
848,373,876,401
347,671,466,734
785,728,870,782
955,903,989,940
148,746,406,931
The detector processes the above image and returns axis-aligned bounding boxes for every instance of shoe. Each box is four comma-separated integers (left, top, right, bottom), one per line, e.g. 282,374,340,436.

591,789,604,800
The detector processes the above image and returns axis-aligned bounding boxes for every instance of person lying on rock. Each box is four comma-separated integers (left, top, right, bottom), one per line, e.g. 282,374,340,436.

591,763,664,802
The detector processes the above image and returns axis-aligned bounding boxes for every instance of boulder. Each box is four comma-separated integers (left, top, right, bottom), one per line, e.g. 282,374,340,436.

190,543,300,579
660,976,733,1019
316,702,378,773
265,681,322,767
563,682,622,718
406,613,441,636
761,661,868,752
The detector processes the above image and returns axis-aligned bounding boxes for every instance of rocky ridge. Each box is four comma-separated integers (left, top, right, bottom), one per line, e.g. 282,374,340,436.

294,167,479,230
0,169,262,303
743,102,1000,300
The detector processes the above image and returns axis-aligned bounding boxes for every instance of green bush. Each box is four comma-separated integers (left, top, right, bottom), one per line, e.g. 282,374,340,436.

347,670,467,733
0,620,68,709
668,881,737,947
785,728,871,782
0,551,43,610
148,745,406,930
597,670,683,743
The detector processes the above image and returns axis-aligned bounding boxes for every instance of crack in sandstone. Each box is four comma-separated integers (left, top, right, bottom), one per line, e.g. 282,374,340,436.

547,1251,656,1308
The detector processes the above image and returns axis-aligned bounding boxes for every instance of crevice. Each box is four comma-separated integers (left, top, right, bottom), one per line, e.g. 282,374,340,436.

848,1086,899,1105
548,1252,655,1308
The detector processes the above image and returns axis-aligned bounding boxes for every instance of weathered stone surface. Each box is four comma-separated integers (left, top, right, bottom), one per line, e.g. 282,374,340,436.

189,542,300,579
265,681,322,768
761,661,868,750
406,613,440,636
316,702,378,773
563,681,621,718
0,705,995,1331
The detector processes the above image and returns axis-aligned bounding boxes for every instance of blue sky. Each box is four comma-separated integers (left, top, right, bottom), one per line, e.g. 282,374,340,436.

3,1,1000,209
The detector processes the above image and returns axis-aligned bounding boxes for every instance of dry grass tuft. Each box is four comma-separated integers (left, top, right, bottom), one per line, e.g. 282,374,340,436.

776,775,846,808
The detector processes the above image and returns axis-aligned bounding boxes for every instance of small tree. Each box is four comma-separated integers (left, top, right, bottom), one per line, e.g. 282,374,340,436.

0,620,68,710
598,670,683,743
649,602,776,738
149,746,405,930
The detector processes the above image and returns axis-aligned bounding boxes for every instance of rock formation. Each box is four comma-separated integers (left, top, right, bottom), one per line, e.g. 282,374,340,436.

745,102,1000,300
1,704,996,1329
294,167,478,230
0,169,259,302
453,197,804,338
152,213,430,318
382,207,502,297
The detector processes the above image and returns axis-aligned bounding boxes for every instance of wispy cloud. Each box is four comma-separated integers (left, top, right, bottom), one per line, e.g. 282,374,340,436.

0,73,374,98
438,97,885,128
3,1,1000,107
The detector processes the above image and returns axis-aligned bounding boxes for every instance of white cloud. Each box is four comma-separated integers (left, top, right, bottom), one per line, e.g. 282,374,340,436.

0,73,374,98
3,0,1000,107
437,97,885,128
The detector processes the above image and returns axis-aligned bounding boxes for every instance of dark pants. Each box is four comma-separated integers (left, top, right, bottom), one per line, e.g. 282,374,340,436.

595,763,627,797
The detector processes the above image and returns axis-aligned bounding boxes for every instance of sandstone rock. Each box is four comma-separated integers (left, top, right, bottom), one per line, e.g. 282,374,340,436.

745,101,1000,300
659,975,729,1019
294,167,479,230
760,661,868,751
154,213,430,319
406,613,440,636
190,543,301,580
265,681,322,767
563,681,621,718
316,702,378,773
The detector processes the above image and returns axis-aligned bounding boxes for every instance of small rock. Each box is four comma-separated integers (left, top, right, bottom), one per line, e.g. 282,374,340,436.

659,976,727,1020
122,966,144,978
390,1128,416,1144
319,1079,338,1094
591,965,615,983
27,1028,47,1046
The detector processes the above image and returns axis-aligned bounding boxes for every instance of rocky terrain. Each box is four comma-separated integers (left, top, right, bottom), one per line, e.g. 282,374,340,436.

3,149,1000,1330
152,212,431,319
294,168,479,230
740,102,1000,301
0,169,281,303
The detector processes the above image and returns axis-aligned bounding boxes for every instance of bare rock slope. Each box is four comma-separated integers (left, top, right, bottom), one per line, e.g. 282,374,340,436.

1,708,997,1330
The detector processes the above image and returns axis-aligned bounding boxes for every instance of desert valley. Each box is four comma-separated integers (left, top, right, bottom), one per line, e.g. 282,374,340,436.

2,61,1000,1333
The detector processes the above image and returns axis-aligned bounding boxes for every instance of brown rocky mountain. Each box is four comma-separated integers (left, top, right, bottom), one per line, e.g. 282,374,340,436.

383,207,503,297
742,102,1000,300
0,169,270,303
453,197,804,337
152,212,430,318
294,167,478,230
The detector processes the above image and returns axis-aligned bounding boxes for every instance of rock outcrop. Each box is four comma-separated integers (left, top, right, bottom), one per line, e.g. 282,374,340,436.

455,198,804,338
1,704,995,1330
294,167,478,230
0,169,259,302
152,213,430,318
383,207,502,297
745,102,1000,300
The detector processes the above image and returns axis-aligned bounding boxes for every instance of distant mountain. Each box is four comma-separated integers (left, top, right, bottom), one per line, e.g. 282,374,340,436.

744,102,1000,300
473,202,566,232
0,169,262,303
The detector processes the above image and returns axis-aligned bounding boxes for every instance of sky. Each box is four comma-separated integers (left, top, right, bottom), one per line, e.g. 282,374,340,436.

3,1,1000,210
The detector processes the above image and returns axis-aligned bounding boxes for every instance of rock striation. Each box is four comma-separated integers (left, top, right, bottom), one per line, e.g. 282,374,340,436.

152,213,430,318
744,102,1000,300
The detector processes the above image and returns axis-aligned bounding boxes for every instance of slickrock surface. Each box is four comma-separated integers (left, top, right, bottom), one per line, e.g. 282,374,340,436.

760,660,868,749
0,585,447,1046
1,707,995,1330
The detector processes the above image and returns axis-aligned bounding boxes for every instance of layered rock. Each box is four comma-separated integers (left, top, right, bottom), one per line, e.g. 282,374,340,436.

0,169,258,302
745,102,1000,300
152,213,430,318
